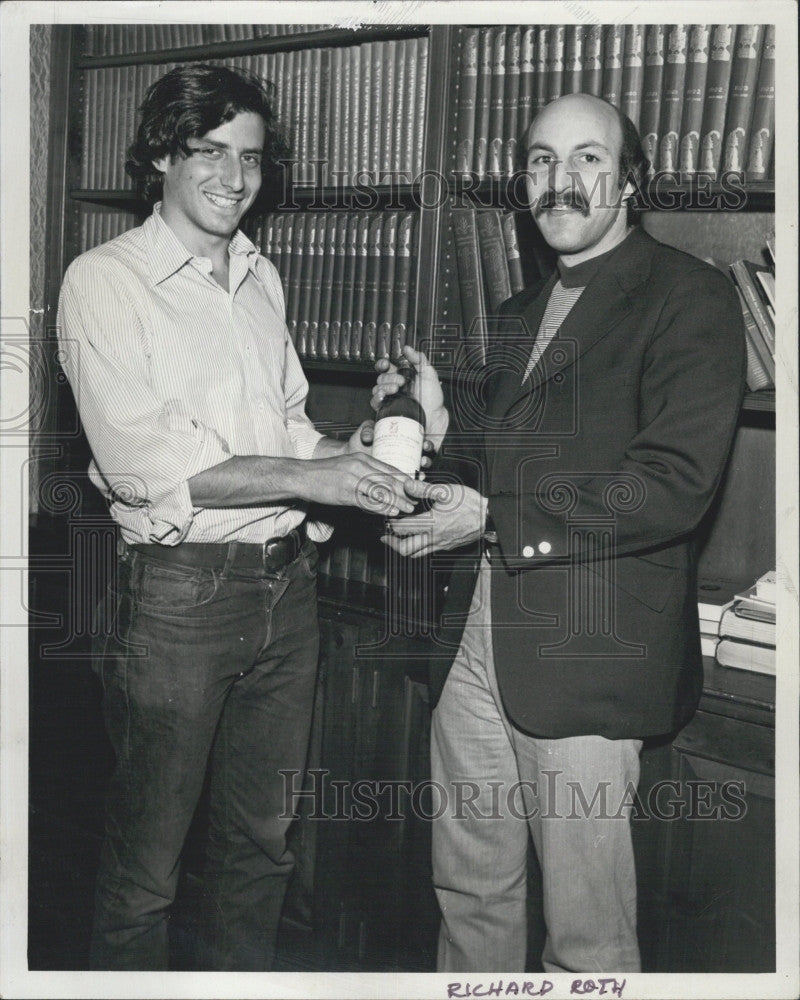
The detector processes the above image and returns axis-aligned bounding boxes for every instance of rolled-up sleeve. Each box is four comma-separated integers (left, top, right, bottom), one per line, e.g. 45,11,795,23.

57,258,231,541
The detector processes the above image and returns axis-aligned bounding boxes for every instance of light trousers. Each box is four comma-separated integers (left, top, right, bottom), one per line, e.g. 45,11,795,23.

431,559,642,973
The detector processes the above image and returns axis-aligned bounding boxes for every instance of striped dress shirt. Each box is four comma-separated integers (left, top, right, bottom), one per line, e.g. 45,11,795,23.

57,205,331,545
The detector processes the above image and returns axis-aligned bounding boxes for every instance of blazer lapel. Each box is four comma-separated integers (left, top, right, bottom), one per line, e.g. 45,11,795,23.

503,228,655,411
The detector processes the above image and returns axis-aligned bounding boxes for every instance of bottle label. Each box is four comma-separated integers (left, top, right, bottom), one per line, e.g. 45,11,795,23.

372,416,424,477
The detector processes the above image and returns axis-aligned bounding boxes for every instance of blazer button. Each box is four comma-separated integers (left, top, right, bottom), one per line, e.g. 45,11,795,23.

522,545,535,558
538,541,552,554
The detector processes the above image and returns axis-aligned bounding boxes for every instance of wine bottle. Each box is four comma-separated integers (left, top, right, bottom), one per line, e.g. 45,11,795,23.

371,358,426,477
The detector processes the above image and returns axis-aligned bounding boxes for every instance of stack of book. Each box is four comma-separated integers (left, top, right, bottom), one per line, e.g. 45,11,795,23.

730,234,775,391
256,209,418,363
453,23,775,182
697,578,746,659
716,570,777,675
81,37,429,190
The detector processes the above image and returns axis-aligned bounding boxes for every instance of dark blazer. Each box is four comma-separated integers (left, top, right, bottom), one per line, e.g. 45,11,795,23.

429,226,746,740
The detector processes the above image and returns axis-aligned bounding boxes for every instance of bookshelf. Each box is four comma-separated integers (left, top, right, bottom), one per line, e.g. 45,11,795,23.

33,18,777,974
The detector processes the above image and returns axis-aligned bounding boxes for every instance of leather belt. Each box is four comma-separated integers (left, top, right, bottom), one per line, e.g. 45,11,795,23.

129,523,307,574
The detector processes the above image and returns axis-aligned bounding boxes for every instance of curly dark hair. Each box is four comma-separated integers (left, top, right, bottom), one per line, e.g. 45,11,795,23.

125,63,290,204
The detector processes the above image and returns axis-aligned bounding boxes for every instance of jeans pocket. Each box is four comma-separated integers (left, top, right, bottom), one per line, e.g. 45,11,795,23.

135,559,219,615
297,539,319,579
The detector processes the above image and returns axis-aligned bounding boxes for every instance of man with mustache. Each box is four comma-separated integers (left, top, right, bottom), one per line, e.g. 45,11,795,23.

375,92,745,972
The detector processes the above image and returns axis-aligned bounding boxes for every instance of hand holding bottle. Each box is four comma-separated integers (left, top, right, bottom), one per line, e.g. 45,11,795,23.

372,345,450,454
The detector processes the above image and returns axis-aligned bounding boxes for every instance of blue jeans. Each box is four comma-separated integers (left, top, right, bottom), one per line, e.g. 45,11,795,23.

90,539,320,970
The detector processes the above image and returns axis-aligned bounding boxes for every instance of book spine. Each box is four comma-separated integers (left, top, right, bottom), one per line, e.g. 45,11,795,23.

722,24,763,175
501,212,525,295
601,25,624,107
737,289,774,390
391,39,407,177
334,213,355,361
358,44,373,179
307,213,327,359
678,25,711,175
307,48,322,184
400,38,418,180
279,213,294,303
315,213,336,362
503,26,521,175
296,212,317,357
730,262,774,367
414,36,428,177
621,24,645,128
745,24,775,180
455,29,479,177
657,25,688,175
270,214,284,280
345,45,359,183
582,25,603,96
285,212,305,348
450,208,487,366
329,47,343,178
473,28,493,179
487,27,507,178
377,211,398,360
406,210,421,348
518,27,536,147
330,213,350,361
564,24,585,95
370,42,384,178
698,24,735,178
362,214,384,362
546,24,565,103
640,25,666,173
380,41,396,179
476,210,512,312
261,212,274,261
533,26,549,112
391,212,415,360
350,213,371,362
317,48,332,184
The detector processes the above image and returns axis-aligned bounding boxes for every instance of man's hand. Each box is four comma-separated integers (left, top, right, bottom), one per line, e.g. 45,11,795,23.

380,482,488,557
372,345,450,452
299,453,441,517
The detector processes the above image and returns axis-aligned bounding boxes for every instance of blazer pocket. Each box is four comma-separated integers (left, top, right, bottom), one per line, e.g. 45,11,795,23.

587,554,679,614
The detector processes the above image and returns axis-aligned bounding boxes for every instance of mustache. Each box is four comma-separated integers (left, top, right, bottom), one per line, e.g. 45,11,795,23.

533,190,591,217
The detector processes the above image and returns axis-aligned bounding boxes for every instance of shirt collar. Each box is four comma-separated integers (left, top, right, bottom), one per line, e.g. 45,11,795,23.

556,229,635,289
144,203,261,285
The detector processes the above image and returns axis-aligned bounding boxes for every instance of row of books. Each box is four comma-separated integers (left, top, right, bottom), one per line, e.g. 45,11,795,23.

453,24,775,182
80,38,429,190
81,23,329,55
730,237,776,391
242,37,429,184
698,570,777,675
254,210,419,363
450,208,554,366
78,209,140,255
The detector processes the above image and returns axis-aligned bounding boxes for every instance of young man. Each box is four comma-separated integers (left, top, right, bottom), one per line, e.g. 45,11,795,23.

57,63,426,971
376,93,746,972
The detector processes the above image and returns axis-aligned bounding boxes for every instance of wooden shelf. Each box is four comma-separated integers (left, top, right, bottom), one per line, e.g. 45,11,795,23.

742,390,775,413
76,24,430,69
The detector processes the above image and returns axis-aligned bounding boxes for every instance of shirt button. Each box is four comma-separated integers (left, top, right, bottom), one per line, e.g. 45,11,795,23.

522,545,535,558
538,541,552,554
